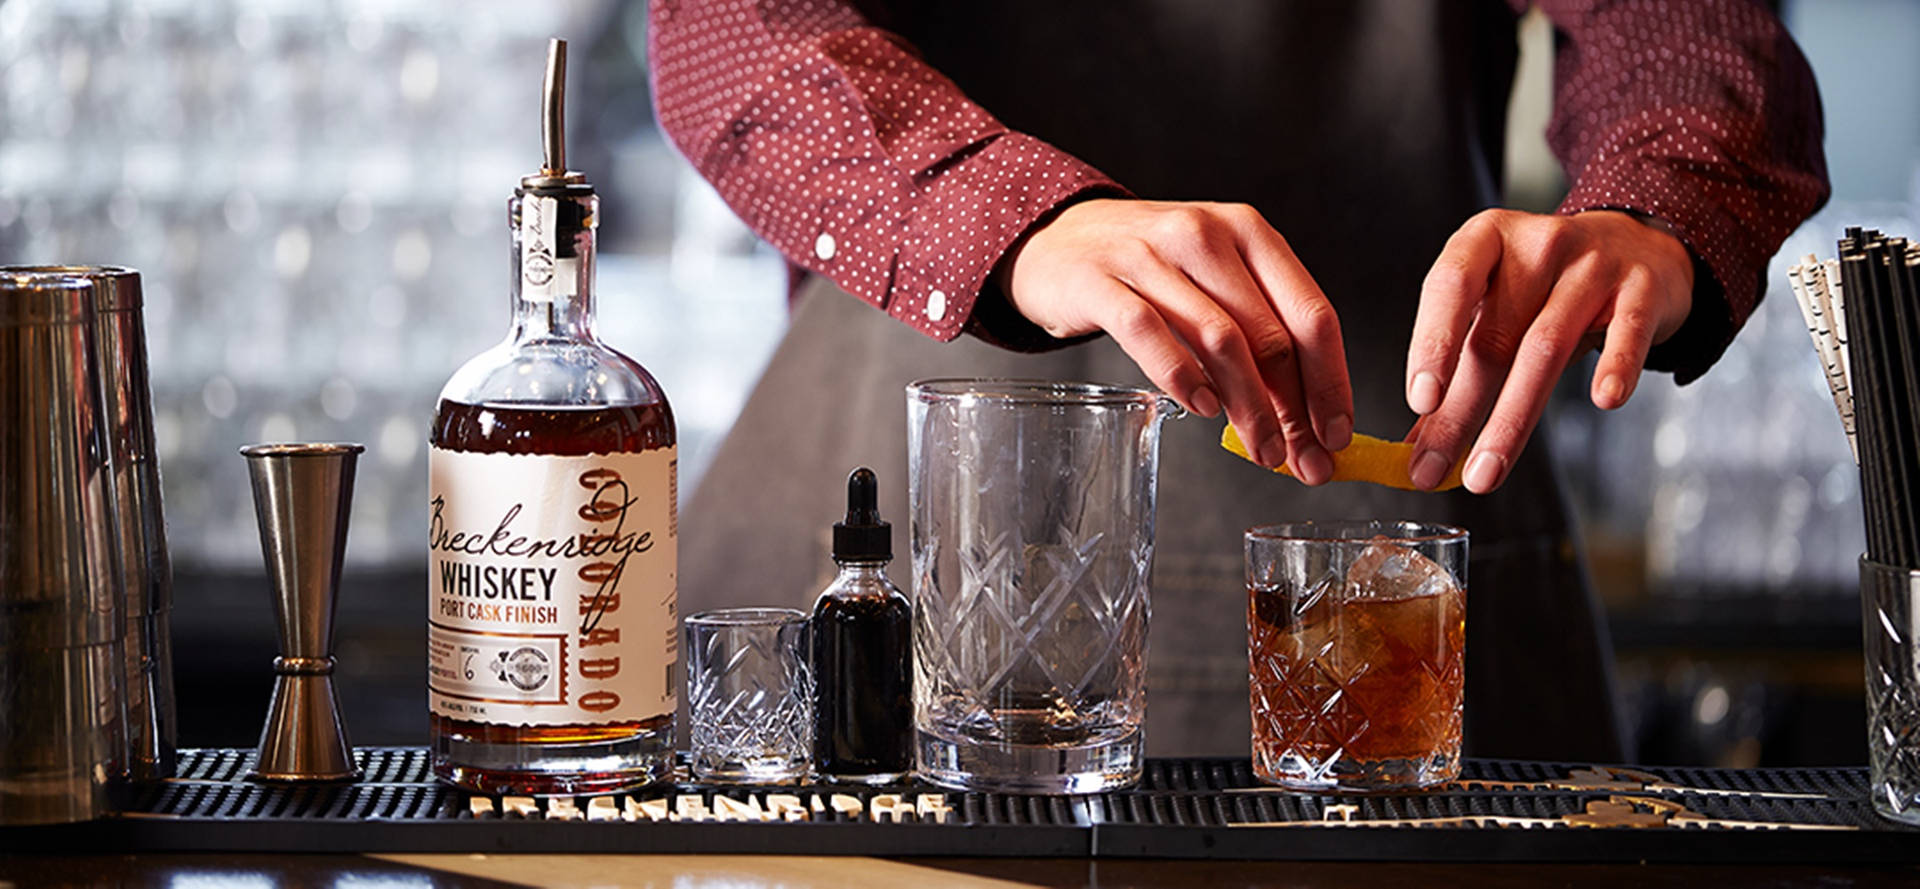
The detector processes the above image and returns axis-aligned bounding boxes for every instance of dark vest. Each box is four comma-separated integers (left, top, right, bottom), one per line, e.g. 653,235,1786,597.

681,2,1625,761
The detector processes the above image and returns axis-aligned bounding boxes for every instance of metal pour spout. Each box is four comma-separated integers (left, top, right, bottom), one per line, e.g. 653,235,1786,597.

523,38,587,190
542,38,567,175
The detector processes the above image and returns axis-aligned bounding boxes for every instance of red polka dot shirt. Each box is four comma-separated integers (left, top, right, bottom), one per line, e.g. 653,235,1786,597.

648,1,1829,381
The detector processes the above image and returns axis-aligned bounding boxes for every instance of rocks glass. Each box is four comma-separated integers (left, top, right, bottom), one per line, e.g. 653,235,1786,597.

684,608,813,783
1862,557,1920,825
1245,521,1466,792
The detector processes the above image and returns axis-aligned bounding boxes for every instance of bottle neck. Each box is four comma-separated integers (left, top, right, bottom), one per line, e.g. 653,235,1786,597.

509,190,598,343
832,559,893,580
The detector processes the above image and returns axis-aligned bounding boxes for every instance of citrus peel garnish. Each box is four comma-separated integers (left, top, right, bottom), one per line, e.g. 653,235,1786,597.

1221,424,1464,491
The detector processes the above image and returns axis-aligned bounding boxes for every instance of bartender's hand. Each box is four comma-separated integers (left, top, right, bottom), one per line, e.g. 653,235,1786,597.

1001,199,1354,484
1404,208,1694,493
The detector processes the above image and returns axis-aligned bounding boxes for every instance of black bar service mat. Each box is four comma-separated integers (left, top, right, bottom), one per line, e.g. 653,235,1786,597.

3,748,1914,863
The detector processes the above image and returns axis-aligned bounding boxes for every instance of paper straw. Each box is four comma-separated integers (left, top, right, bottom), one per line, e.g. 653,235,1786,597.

1791,261,1859,462
1816,228,1920,567
1865,236,1920,565
1836,250,1879,557
1788,260,1821,352
1801,258,1858,458
1823,257,1851,390
1842,241,1905,564
1845,260,1891,562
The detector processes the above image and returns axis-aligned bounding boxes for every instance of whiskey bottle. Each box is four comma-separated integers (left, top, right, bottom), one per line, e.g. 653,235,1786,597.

426,39,676,794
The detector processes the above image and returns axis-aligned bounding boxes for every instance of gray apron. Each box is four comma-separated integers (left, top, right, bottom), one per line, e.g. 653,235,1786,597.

682,0,1626,761
684,278,1622,761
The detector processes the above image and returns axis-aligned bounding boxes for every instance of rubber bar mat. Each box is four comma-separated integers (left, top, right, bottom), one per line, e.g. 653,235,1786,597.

3,748,1915,862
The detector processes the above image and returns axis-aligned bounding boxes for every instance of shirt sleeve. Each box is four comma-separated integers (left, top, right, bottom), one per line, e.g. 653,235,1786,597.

647,0,1124,345
1525,0,1831,383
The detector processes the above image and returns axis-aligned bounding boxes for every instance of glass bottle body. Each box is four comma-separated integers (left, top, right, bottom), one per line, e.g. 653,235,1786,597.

427,190,677,795
811,560,913,783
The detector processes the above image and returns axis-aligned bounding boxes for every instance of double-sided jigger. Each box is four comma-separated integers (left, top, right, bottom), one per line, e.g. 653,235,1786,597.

240,442,363,783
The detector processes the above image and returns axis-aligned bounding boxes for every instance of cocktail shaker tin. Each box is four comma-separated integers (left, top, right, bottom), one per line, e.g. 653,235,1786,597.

84,267,178,783
0,269,126,825
0,266,176,824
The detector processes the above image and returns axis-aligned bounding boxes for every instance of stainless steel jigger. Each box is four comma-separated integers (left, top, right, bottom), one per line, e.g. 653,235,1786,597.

240,443,363,783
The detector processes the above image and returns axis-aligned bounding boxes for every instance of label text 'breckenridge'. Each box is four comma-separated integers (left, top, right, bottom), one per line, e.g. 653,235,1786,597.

428,497,654,561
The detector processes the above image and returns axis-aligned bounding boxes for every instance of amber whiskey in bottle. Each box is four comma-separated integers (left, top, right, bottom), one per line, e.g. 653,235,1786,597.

426,40,676,795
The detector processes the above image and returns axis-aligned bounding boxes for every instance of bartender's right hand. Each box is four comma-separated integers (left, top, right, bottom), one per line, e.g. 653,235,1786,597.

999,199,1353,484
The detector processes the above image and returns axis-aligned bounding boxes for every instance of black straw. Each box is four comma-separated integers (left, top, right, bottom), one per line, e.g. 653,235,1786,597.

1841,228,1920,569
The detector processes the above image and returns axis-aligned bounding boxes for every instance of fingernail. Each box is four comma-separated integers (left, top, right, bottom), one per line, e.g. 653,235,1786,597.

1263,440,1290,470
1597,375,1626,409
1409,372,1444,415
1464,451,1507,492
1251,437,1279,468
1323,414,1353,452
1191,387,1221,417
1295,445,1332,486
1411,449,1450,490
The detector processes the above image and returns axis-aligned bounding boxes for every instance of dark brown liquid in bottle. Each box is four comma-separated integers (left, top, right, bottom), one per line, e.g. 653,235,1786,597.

432,398,674,455
812,590,913,779
429,397,675,795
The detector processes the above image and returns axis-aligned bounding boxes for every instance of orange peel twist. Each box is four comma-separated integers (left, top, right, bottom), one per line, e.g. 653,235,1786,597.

1220,424,1464,492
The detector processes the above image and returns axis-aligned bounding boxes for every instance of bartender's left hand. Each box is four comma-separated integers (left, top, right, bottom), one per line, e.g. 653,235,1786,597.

1402,208,1694,493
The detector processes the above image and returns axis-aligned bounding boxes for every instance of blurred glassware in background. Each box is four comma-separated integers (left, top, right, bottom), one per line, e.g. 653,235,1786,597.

2,0,1911,765
0,0,1907,609
1550,205,1913,606
0,0,786,572
1529,0,1917,612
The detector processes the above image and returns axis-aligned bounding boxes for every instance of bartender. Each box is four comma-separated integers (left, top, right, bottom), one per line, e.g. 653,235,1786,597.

648,0,1828,761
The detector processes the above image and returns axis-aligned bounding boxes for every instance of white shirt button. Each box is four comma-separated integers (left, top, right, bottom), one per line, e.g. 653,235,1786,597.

813,233,836,261
927,289,947,322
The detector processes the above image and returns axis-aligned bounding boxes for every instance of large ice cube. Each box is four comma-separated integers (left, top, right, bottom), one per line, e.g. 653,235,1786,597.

1345,538,1459,602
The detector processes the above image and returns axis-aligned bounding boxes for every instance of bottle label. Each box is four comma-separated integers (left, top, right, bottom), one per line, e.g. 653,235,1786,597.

427,446,677,727
519,194,577,303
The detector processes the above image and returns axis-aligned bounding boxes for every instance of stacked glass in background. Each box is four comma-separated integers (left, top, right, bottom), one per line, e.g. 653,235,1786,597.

1551,225,1879,604
0,0,786,572
1548,211,1910,765
1536,0,1920,768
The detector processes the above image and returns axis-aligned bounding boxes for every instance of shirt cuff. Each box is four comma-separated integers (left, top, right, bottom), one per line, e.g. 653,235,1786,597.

963,186,1133,352
1557,148,1767,386
880,132,1124,343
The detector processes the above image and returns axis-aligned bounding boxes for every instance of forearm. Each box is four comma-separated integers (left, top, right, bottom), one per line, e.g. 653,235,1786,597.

1526,0,1830,382
648,0,1121,343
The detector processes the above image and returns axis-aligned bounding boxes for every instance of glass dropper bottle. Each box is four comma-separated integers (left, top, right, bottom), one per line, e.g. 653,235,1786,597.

811,467,914,783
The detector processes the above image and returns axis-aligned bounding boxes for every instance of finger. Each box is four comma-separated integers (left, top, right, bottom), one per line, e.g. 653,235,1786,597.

1462,261,1613,493
1162,241,1340,473
1222,207,1354,452
1086,278,1221,424
1126,258,1320,478
1405,259,1547,491
1249,324,1331,484
1405,323,1503,491
1408,212,1505,415
1576,330,1605,358
1174,245,1317,438
1404,413,1429,445
1590,267,1659,410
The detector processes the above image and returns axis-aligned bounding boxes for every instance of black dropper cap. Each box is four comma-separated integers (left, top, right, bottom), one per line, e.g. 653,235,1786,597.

833,467,892,562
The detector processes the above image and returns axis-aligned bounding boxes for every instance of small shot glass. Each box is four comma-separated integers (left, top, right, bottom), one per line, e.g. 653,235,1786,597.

684,608,814,783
